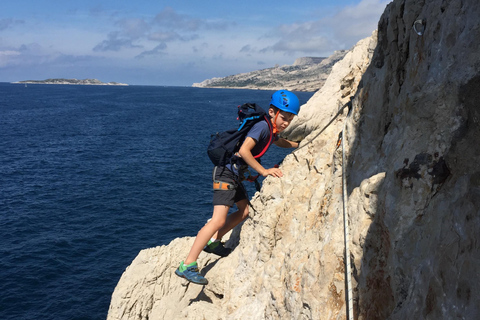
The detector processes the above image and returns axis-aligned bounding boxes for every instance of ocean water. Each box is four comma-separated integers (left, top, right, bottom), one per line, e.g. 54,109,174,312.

0,83,314,320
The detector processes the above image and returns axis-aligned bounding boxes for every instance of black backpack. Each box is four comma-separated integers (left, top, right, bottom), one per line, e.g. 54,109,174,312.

207,103,273,166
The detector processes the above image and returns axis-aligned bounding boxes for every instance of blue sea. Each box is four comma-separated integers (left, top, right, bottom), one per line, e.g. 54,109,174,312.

0,83,314,320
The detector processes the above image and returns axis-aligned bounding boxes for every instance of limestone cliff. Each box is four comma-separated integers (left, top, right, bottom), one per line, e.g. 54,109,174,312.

108,0,480,319
192,51,348,92
346,0,480,318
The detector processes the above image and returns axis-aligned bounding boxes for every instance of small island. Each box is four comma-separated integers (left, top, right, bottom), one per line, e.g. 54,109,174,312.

13,78,128,86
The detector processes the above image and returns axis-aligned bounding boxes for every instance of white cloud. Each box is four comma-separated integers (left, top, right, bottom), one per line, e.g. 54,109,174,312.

0,49,21,67
258,0,390,55
327,0,391,45
92,6,222,54
0,42,104,71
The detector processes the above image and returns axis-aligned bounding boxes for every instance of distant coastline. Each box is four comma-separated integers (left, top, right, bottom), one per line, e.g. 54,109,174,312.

191,52,348,92
12,78,128,86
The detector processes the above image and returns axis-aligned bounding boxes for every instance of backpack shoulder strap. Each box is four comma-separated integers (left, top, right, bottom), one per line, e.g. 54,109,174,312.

253,116,274,159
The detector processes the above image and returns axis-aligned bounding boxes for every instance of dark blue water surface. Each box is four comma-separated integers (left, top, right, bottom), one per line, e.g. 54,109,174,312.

0,83,313,319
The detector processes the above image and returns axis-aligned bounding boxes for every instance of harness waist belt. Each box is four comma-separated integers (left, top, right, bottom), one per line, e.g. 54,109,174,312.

213,180,235,190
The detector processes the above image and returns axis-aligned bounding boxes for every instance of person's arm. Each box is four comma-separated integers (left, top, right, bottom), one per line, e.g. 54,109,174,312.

238,137,283,177
274,137,298,148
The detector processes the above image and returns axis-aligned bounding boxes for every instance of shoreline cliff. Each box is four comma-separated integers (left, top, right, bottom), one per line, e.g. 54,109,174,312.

192,51,348,92
108,0,480,319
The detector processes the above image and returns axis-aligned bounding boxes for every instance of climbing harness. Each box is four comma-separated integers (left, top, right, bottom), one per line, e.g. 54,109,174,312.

341,102,354,320
213,180,235,190
212,166,236,190
212,166,259,213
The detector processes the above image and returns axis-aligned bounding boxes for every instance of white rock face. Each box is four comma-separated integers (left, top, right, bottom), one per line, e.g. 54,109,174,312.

293,57,327,66
192,51,348,92
108,0,480,319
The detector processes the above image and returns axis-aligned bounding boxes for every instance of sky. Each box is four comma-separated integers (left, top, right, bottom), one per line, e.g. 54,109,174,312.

0,0,391,86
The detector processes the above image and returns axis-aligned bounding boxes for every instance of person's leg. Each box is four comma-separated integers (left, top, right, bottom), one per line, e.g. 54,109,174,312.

213,199,249,240
184,204,229,265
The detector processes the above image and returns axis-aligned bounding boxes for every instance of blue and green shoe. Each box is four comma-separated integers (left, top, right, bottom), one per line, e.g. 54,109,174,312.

175,261,208,285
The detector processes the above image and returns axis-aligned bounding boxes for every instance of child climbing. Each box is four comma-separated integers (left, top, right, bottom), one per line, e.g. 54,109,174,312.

175,90,301,285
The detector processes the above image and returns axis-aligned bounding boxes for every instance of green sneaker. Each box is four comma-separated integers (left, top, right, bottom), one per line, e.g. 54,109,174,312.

175,261,208,285
203,240,232,257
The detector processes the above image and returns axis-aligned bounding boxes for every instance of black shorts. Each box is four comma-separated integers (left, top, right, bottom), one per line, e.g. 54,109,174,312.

212,166,248,207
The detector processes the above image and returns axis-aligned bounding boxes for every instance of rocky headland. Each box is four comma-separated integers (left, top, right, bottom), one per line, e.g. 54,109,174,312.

192,51,348,92
108,0,480,319
14,78,128,86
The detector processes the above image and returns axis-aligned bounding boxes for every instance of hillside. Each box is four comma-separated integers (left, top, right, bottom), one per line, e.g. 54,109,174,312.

192,51,347,92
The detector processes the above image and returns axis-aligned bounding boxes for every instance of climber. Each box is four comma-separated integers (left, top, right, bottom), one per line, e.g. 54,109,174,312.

175,90,301,285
